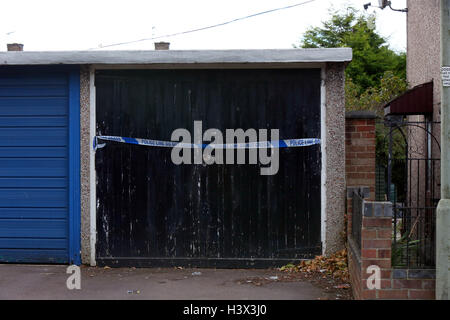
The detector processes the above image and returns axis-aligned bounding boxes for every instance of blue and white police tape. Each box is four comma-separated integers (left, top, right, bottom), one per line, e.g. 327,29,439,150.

94,135,321,150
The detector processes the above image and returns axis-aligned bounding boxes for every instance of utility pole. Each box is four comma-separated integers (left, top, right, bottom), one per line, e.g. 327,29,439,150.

437,0,450,301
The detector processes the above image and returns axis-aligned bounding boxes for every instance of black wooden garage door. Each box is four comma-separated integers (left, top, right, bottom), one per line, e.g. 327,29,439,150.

95,69,321,267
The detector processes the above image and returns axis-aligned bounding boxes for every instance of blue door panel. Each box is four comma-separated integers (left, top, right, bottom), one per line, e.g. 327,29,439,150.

0,85,68,97
0,219,67,238
0,159,67,176
0,128,67,146
0,249,68,263
0,208,67,219
0,238,67,249
0,147,67,158
0,116,67,127
0,97,68,116
0,67,78,264
0,178,67,188
0,74,68,85
0,189,67,207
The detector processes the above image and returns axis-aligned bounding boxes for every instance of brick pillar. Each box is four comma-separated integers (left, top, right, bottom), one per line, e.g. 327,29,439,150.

345,111,377,201
348,198,436,300
360,202,394,299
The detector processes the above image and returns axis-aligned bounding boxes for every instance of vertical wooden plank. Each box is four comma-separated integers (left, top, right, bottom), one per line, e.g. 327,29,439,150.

95,68,322,265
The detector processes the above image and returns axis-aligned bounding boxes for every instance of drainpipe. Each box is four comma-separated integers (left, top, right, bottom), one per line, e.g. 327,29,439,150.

437,0,450,301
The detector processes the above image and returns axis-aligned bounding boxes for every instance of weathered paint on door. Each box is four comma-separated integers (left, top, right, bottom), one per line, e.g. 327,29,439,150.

95,69,321,267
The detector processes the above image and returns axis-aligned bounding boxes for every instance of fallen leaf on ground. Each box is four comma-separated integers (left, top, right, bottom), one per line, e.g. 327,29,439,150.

279,249,350,283
334,284,350,289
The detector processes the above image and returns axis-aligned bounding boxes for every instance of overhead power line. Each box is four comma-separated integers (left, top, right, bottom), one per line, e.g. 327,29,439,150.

89,0,316,50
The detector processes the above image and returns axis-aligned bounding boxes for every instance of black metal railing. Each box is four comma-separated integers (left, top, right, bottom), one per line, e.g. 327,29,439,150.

392,206,436,268
375,164,386,201
352,189,364,251
391,157,439,268
377,118,439,269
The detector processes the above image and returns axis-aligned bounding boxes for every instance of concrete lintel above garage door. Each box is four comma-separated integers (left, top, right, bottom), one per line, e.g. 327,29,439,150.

0,48,352,66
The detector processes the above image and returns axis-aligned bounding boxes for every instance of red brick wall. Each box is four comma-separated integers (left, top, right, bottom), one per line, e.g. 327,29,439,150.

360,214,393,299
347,197,436,300
345,115,376,201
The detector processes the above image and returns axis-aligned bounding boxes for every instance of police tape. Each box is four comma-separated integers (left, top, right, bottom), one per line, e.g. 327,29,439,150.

94,135,321,150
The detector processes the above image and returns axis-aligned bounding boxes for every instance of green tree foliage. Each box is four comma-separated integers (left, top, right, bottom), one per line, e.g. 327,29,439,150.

346,71,408,117
298,7,410,200
298,7,407,100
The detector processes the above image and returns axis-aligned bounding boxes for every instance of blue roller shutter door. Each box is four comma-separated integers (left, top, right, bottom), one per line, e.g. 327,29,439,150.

0,68,80,264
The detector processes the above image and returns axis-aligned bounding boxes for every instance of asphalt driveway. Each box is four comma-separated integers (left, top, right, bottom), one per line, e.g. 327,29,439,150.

0,264,341,300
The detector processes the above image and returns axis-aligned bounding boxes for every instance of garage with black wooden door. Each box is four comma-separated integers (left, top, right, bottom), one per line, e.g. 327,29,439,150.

95,68,321,267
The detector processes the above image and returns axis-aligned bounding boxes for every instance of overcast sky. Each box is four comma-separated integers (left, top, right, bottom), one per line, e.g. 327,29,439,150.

0,0,407,52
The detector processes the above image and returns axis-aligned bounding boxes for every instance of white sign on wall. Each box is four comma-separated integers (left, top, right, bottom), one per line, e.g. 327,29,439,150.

441,66,450,87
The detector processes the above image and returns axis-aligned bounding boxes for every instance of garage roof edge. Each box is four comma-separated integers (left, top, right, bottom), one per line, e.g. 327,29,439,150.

0,48,352,65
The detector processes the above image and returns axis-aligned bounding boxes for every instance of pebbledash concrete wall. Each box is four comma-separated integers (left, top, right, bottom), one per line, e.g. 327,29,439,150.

77,60,348,264
324,63,347,255
407,0,446,300
407,0,442,198
407,0,441,117
80,66,91,264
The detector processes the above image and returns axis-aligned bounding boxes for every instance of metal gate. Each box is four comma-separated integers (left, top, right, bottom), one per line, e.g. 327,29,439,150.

94,68,322,268
377,116,439,268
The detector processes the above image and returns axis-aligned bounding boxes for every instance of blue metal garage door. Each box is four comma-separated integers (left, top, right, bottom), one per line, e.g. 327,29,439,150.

0,66,80,264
